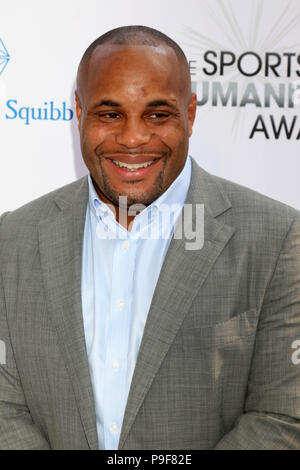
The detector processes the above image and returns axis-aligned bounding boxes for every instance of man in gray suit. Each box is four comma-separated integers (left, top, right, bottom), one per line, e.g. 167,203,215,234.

0,26,300,450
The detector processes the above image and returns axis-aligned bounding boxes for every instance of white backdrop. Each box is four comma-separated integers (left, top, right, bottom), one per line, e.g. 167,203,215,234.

1,0,299,213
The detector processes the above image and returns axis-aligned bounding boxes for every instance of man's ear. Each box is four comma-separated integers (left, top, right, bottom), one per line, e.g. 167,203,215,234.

75,90,82,132
187,93,197,137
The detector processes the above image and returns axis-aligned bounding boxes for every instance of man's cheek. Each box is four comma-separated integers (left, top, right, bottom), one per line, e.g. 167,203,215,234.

88,126,115,146
81,133,98,161
82,128,101,152
157,124,184,143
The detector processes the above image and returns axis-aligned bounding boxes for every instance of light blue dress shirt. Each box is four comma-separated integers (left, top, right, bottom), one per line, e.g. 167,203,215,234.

81,156,192,450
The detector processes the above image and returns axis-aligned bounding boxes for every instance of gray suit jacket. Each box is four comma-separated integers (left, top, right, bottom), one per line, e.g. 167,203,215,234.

0,157,300,450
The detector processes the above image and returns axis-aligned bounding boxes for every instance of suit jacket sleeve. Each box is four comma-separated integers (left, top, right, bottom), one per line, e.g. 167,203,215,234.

0,212,51,450
215,215,300,450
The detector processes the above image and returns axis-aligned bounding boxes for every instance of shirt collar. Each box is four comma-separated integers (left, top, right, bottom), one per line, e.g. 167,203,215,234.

88,155,191,232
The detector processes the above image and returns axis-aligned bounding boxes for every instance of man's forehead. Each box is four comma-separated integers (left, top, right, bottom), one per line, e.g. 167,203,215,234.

77,42,190,104
86,42,180,76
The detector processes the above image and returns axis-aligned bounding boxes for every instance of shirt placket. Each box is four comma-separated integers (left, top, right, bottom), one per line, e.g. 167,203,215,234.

103,235,137,449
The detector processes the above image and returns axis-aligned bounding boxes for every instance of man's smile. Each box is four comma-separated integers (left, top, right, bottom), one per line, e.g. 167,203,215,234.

105,156,162,180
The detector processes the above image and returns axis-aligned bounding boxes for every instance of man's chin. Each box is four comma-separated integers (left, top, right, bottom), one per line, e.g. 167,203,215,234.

108,192,160,209
101,179,164,208
105,184,162,208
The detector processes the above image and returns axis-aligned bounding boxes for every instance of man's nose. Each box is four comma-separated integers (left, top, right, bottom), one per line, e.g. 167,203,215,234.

116,117,151,148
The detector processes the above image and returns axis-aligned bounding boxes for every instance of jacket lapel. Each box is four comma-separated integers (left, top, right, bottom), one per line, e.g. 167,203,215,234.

38,177,99,450
118,158,235,449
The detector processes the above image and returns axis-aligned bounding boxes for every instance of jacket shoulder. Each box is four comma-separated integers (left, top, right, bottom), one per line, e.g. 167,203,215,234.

0,177,88,253
0,176,88,226
210,171,300,223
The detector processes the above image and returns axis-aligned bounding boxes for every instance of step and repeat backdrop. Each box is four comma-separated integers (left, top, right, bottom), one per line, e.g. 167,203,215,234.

0,0,299,213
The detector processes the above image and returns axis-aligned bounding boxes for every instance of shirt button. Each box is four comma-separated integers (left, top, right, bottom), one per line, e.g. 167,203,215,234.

117,300,125,309
122,240,129,250
112,360,120,369
110,423,118,433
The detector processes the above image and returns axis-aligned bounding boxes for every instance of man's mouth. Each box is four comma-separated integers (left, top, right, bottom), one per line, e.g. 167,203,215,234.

111,160,155,171
105,156,162,179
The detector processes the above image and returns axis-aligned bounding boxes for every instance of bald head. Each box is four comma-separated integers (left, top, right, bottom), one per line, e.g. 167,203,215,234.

76,25,191,104
74,26,197,212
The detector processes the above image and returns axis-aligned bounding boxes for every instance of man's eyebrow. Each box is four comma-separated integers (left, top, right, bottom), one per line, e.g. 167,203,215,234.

94,100,121,107
147,100,177,109
93,99,178,109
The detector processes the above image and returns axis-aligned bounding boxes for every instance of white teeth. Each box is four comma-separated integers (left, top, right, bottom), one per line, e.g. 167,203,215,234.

112,160,155,170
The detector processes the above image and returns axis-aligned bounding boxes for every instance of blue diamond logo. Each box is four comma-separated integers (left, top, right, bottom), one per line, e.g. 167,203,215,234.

0,38,10,76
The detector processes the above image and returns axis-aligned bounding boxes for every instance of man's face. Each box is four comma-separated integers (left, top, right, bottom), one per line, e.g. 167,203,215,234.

76,44,197,208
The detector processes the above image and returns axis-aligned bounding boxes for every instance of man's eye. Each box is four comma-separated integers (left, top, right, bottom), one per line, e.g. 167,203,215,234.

148,113,170,119
98,112,120,119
